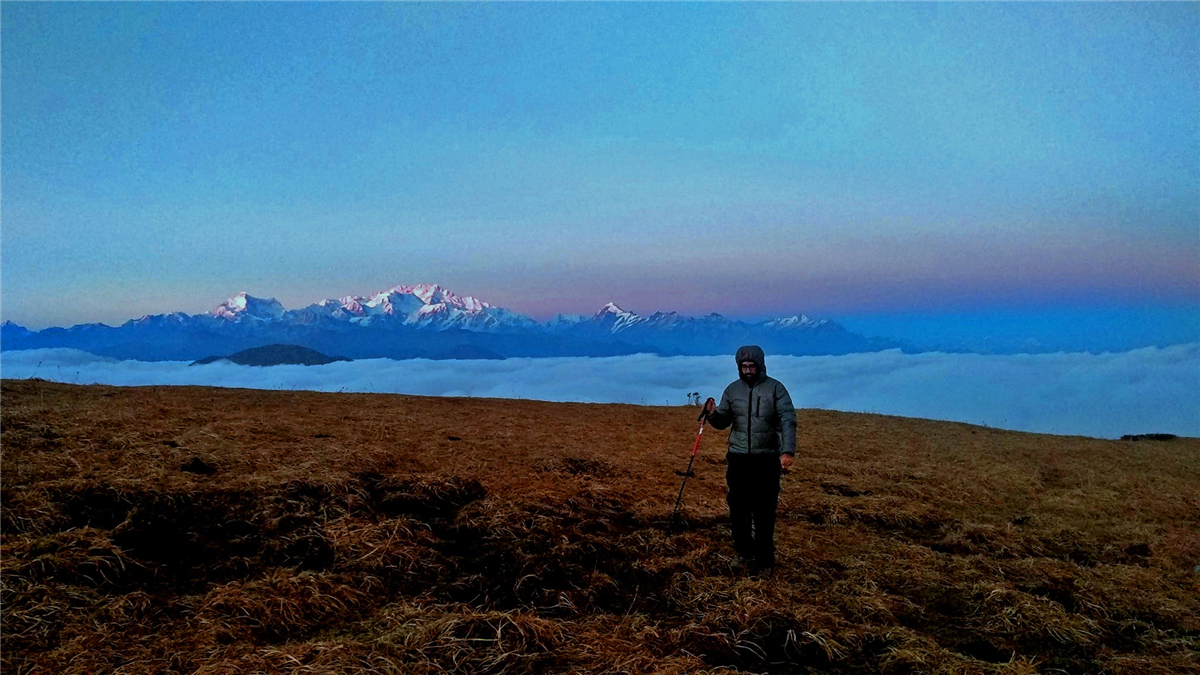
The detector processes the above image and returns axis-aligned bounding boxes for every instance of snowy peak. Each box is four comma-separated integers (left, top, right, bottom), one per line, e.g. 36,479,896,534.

363,288,425,318
212,293,286,322
763,315,828,330
411,283,487,311
595,302,628,317
334,296,366,315
360,284,489,320
131,312,193,327
591,302,646,332
291,284,535,332
370,284,486,312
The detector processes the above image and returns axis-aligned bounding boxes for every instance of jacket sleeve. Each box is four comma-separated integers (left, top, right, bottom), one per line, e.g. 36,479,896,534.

776,383,797,456
707,387,734,430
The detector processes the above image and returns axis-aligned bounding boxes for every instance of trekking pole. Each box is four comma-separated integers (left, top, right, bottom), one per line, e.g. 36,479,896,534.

670,407,710,530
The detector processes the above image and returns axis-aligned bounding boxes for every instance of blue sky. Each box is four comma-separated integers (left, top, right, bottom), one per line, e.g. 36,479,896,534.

2,3,1197,347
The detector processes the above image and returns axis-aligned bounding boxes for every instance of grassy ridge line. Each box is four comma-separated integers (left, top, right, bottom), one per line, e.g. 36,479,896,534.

2,380,1198,674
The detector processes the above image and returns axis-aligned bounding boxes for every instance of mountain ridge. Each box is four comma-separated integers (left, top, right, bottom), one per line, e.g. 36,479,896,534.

1,283,909,361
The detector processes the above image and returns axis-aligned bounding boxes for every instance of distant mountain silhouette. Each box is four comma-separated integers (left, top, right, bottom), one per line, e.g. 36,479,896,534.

191,344,350,367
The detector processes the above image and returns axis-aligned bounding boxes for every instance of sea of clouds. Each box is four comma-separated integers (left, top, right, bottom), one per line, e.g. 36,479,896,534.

2,345,1197,439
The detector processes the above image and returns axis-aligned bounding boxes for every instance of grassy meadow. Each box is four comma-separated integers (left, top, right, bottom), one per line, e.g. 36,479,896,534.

2,379,1197,674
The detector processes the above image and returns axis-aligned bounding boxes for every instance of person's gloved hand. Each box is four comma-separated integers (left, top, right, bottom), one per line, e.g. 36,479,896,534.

703,397,716,415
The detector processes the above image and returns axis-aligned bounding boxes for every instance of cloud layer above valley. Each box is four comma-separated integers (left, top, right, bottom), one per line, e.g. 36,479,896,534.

3,345,1197,440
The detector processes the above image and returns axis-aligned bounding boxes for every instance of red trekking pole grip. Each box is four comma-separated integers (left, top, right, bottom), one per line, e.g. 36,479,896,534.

690,414,707,457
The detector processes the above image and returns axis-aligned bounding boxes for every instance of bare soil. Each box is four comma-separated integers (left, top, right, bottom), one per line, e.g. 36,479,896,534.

2,379,1198,674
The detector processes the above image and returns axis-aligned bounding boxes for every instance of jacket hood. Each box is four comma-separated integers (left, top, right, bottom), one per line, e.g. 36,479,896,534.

735,345,767,379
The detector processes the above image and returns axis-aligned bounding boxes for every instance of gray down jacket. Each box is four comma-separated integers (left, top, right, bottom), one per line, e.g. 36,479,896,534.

707,345,797,456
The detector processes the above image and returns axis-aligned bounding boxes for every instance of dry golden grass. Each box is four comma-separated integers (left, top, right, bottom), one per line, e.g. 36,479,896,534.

2,379,1197,674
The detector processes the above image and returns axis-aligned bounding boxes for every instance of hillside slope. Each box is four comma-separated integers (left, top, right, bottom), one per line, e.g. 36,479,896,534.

191,344,351,366
2,380,1197,674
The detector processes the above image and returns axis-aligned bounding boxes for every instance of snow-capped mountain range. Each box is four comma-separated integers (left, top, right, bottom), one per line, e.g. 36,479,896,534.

1,283,906,361
130,284,841,337
209,284,538,332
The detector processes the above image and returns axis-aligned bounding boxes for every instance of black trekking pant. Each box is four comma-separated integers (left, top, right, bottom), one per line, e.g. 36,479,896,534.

725,453,782,566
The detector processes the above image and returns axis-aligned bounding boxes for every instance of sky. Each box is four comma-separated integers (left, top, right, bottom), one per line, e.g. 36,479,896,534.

3,345,1197,440
2,3,1198,342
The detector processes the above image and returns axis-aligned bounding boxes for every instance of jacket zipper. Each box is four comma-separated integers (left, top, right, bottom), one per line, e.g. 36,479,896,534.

746,382,756,452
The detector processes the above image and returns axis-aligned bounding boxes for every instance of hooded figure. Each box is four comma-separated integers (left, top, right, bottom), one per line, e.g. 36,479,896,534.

704,345,796,574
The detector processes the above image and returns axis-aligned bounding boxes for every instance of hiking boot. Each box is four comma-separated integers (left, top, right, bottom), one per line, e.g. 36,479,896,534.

749,562,775,579
731,555,754,573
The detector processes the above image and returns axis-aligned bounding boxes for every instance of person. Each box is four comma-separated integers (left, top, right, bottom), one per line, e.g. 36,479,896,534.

703,345,796,575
